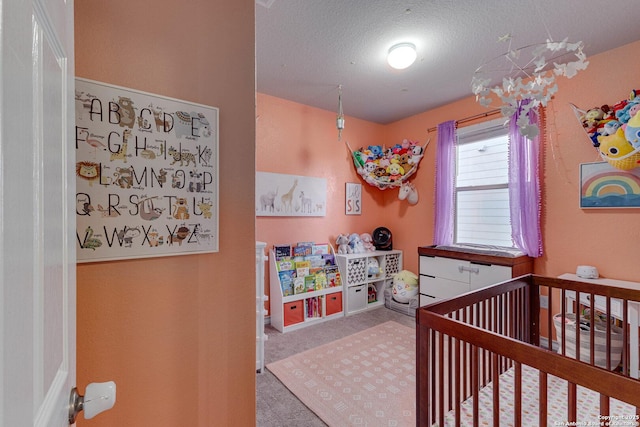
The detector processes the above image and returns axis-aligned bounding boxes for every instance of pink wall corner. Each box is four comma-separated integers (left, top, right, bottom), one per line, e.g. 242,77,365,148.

75,1,256,426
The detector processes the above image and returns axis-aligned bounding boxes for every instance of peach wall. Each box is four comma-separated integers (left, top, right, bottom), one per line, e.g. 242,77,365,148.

385,40,640,281
75,1,256,426
257,41,640,317
256,94,391,306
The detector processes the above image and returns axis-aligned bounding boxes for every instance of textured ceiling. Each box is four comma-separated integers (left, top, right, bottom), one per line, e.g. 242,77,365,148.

256,0,640,124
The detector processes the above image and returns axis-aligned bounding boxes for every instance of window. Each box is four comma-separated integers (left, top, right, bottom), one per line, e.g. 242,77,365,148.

455,118,514,248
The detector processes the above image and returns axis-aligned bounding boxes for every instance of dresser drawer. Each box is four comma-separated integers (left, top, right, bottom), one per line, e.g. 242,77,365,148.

420,275,470,299
420,256,469,283
471,264,511,289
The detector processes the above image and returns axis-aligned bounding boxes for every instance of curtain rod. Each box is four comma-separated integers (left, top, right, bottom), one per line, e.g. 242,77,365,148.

426,109,501,133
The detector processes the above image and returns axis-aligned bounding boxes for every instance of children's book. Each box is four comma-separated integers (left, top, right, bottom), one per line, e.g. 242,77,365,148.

278,270,294,296
273,244,291,260
294,242,313,257
293,277,306,295
322,253,335,266
305,254,324,268
304,275,316,292
325,265,341,287
311,243,330,255
295,260,311,277
276,259,295,272
314,271,327,290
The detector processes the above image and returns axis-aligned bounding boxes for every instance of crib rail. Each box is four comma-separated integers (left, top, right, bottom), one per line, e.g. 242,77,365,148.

416,274,640,427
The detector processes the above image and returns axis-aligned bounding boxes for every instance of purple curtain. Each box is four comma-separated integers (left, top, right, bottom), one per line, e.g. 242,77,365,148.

509,101,543,257
433,120,457,246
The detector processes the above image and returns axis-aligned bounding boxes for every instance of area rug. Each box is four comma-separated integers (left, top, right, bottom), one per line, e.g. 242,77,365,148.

267,321,416,426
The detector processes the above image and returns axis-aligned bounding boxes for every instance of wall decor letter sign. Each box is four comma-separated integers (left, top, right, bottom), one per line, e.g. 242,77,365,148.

75,78,219,262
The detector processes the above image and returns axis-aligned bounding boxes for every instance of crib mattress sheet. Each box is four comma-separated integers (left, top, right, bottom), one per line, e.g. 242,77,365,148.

443,364,636,426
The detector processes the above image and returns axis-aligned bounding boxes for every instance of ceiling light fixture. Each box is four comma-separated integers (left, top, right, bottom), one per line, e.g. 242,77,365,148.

387,43,417,70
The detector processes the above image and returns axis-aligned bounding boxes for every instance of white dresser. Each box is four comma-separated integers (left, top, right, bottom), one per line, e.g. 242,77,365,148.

418,246,533,306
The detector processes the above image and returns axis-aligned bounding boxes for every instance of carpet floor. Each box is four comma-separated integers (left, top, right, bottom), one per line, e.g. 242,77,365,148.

257,306,416,426
266,320,416,426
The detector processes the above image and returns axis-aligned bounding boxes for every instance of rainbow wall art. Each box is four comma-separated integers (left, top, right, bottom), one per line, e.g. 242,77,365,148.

580,162,640,208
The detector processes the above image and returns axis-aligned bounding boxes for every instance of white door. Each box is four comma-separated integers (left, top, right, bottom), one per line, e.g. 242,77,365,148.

1,0,76,426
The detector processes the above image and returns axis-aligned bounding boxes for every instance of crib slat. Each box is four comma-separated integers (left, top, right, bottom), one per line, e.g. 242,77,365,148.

575,291,581,363
430,330,436,426
547,287,553,351
438,330,445,427
623,300,629,376
539,371,547,427
472,345,478,427
568,382,577,423
514,362,522,427
590,294,596,367
601,394,610,420
455,337,461,427
492,353,500,427
605,296,612,370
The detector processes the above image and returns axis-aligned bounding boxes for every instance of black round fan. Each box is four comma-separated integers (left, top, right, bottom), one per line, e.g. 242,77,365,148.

372,227,392,251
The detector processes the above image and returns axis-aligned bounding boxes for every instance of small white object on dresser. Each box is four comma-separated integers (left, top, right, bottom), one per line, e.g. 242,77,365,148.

336,250,402,316
418,246,533,306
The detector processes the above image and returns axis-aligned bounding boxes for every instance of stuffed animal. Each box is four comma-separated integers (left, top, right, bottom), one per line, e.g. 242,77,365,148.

348,233,365,254
386,159,405,182
367,145,383,159
360,233,375,252
336,234,349,254
392,270,419,304
582,107,604,128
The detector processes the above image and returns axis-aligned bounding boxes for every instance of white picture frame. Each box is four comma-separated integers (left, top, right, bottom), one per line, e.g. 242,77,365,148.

345,182,362,215
256,172,326,216
75,78,219,262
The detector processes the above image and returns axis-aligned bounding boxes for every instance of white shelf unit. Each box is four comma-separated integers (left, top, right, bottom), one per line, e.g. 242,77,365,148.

255,242,268,373
269,248,344,333
336,250,402,316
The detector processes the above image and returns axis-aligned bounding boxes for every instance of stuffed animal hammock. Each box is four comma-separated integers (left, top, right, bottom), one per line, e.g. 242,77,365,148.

346,139,429,190
572,88,640,170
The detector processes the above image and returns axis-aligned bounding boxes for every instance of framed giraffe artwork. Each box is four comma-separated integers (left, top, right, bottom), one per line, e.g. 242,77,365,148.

75,78,219,262
255,172,327,216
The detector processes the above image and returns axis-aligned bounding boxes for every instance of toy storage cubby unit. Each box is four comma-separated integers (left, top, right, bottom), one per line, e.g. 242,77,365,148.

336,250,402,316
269,248,344,333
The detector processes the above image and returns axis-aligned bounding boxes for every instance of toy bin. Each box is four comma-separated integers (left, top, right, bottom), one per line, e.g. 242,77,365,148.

283,301,304,326
325,292,343,316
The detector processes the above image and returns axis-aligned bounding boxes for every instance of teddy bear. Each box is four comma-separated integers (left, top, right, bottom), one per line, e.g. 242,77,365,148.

336,234,349,254
398,153,412,172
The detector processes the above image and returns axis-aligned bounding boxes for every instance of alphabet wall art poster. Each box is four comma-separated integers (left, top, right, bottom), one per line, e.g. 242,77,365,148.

75,78,219,262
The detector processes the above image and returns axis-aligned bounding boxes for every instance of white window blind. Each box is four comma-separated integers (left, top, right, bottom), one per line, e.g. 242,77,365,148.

455,118,514,248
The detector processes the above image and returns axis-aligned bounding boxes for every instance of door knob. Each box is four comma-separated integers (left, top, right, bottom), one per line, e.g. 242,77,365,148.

69,381,116,424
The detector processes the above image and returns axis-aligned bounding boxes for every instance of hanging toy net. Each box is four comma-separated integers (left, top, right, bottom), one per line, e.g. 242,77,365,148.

571,88,640,171
345,139,429,189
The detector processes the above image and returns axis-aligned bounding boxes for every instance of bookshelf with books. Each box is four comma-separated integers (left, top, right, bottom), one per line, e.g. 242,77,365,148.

336,250,402,316
269,242,344,333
